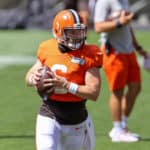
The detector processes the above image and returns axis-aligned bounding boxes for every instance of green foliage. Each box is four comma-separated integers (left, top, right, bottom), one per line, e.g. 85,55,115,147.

0,30,150,150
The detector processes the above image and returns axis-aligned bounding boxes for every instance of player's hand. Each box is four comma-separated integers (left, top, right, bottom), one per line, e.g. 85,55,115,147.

29,68,43,86
137,48,148,58
119,10,134,25
43,74,68,89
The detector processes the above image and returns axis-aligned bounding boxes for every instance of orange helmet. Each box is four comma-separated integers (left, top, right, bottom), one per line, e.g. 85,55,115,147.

52,9,87,50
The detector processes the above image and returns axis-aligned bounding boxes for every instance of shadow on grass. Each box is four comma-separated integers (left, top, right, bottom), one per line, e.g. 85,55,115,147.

1,134,150,142
140,137,150,142
0,135,34,139
96,132,150,142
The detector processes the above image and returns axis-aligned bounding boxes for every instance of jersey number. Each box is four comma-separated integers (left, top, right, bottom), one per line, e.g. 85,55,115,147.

51,64,68,94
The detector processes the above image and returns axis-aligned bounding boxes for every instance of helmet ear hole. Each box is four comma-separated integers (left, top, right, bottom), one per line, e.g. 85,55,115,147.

54,28,61,39
55,29,57,33
55,29,60,35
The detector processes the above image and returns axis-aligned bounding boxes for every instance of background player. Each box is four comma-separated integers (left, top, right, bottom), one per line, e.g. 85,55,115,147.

94,0,148,142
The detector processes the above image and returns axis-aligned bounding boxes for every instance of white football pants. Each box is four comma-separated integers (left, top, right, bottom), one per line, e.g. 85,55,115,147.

36,114,95,150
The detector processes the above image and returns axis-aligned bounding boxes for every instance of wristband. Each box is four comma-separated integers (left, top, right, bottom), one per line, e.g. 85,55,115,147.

115,19,123,28
68,82,78,94
28,74,34,85
136,45,142,51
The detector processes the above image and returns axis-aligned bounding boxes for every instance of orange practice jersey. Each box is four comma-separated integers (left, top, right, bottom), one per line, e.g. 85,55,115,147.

37,39,102,102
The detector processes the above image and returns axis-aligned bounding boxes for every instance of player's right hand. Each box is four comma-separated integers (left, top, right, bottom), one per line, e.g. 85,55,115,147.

30,68,42,86
119,10,134,25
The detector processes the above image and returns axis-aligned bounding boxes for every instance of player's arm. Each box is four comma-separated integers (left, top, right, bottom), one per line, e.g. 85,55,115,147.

47,67,101,101
130,27,147,57
25,59,42,87
94,10,134,33
75,67,101,101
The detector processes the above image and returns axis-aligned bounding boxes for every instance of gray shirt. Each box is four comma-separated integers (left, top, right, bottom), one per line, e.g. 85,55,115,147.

94,0,134,53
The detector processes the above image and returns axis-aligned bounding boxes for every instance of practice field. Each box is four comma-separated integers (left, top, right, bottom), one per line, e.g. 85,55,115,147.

0,29,150,150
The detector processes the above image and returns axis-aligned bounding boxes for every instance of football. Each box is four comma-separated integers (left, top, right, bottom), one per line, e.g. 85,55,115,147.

36,66,55,100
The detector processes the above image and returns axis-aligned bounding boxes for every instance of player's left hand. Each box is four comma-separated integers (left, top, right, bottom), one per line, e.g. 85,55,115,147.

136,46,148,58
43,74,68,89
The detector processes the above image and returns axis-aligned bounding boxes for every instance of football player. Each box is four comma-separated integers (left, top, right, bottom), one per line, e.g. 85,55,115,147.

25,9,102,150
94,0,147,142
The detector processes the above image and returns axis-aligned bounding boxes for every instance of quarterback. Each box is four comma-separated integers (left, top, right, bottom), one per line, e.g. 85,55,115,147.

25,9,102,150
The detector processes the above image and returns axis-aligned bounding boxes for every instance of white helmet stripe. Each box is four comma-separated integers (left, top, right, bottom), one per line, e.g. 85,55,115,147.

69,9,80,24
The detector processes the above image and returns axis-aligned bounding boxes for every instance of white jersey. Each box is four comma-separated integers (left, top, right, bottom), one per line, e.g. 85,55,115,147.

94,0,134,53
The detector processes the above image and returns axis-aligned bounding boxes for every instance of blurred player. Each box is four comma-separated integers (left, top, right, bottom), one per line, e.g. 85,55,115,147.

63,0,89,26
25,9,102,150
94,0,148,142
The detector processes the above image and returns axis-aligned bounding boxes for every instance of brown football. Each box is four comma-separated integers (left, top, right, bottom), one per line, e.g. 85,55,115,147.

36,66,55,100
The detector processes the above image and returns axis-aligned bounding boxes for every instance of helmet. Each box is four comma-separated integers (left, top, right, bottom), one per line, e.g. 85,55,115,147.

52,9,87,50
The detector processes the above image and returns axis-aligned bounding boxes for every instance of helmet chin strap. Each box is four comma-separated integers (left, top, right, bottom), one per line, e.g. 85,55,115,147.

58,43,71,53
68,41,84,50
58,37,85,53
58,42,85,53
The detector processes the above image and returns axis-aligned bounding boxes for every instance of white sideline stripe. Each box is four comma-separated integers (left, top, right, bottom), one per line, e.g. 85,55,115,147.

0,55,144,68
0,55,36,68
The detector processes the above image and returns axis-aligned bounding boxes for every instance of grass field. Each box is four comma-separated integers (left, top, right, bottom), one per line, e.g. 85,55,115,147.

0,29,150,150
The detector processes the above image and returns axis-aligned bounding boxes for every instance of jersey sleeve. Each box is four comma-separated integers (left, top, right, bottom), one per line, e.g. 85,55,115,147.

90,45,103,68
37,43,46,64
94,0,109,22
37,40,51,65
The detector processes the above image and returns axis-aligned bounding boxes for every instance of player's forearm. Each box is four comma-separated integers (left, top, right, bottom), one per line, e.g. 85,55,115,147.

25,65,38,86
94,21,118,33
25,59,42,86
63,81,101,101
25,67,39,86
76,84,101,101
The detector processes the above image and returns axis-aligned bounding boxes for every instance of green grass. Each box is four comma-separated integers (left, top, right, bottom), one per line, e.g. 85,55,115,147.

0,29,150,150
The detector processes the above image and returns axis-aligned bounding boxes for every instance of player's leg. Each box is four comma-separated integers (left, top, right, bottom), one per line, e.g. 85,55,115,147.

61,115,95,150
103,52,139,142
83,115,95,150
60,125,85,150
122,82,141,119
121,82,141,139
103,52,126,134
36,114,60,150
122,52,141,118
121,52,141,137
